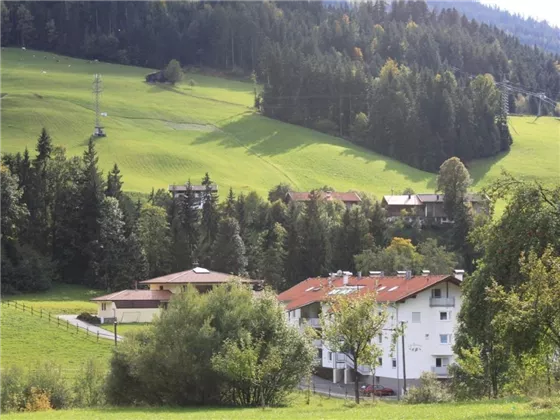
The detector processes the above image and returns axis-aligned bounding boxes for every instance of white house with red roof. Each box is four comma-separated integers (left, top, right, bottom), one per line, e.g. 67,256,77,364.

277,269,465,392
91,267,260,324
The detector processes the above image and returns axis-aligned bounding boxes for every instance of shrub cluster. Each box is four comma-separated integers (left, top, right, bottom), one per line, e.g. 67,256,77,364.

0,361,106,413
77,312,101,325
404,372,452,404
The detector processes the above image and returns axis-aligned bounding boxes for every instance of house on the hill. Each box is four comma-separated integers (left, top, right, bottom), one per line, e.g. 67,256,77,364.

286,191,361,209
382,193,489,224
168,183,219,208
145,71,166,83
91,267,259,324
278,269,464,393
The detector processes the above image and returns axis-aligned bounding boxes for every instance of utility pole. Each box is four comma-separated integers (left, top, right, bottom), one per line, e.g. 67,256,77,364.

500,79,509,118
401,321,407,395
93,74,106,137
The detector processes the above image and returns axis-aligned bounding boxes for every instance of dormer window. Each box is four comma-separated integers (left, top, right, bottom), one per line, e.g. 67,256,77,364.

432,288,442,298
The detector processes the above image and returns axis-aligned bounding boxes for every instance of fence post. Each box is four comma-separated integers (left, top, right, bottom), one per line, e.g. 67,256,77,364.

40,309,42,318
97,331,99,343
313,382,316,394
57,317,60,326
86,327,89,337
22,303,25,312
329,387,331,398
76,323,79,333
14,301,17,309
31,306,34,316
67,320,69,330
345,389,348,400
49,312,51,323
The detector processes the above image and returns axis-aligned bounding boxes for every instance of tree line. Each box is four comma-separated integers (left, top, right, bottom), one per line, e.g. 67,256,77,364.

1,129,466,295
2,1,559,171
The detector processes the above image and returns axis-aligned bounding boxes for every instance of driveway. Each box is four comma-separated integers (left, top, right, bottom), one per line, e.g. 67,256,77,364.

57,315,123,341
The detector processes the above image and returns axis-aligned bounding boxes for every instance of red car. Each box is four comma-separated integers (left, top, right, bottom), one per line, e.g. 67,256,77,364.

361,384,395,396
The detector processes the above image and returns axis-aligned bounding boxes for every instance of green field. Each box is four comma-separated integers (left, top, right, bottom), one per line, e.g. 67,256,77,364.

0,304,113,375
2,394,558,419
2,48,557,199
3,283,103,314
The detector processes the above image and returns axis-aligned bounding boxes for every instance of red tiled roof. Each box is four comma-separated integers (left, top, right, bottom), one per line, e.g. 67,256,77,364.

287,191,361,203
139,267,257,285
277,274,460,311
91,290,173,302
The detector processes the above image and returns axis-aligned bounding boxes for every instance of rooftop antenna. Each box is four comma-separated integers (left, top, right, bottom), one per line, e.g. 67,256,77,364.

93,74,106,137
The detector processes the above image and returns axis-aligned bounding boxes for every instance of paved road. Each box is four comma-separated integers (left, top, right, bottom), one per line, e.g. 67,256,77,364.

57,315,123,341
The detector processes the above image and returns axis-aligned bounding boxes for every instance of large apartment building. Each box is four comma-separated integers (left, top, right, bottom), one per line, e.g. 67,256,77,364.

278,269,464,393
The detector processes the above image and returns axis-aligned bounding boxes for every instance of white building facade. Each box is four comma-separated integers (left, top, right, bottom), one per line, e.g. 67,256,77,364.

279,270,464,394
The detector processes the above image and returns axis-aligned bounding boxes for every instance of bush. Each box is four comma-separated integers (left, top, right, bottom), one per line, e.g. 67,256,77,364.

77,312,101,324
1,366,26,412
73,360,106,407
530,396,560,410
163,59,183,85
404,372,452,404
106,281,315,407
24,387,51,412
26,362,71,409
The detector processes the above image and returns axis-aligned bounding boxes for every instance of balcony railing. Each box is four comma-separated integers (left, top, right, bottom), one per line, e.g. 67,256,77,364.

300,317,321,328
431,366,449,377
430,297,455,307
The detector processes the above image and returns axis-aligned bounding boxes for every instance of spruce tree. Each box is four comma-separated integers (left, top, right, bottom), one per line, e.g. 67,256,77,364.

182,180,200,267
211,217,247,275
98,197,127,291
199,172,219,268
105,163,123,200
261,222,287,290
301,190,329,278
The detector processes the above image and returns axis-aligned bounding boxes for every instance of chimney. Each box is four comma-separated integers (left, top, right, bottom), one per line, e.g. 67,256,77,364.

454,269,465,282
358,271,362,279
369,271,384,277
134,281,138,290
405,270,412,280
343,274,349,285
397,270,406,277
422,270,430,276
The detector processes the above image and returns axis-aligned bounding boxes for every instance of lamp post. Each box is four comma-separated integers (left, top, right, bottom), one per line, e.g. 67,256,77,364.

384,320,407,399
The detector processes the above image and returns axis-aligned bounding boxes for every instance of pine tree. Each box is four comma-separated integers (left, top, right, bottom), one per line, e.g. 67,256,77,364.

224,187,236,218
105,163,123,200
199,172,219,268
98,197,127,291
262,222,287,290
138,204,171,278
80,138,105,285
211,217,247,275
301,190,329,278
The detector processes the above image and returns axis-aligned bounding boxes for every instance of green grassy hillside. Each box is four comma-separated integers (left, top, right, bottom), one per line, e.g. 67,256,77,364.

0,304,112,375
1,48,558,198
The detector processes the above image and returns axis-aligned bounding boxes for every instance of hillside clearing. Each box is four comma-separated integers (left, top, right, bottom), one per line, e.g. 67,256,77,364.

2,48,557,199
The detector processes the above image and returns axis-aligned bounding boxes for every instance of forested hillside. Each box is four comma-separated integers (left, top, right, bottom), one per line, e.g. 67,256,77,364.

2,1,559,172
429,1,560,55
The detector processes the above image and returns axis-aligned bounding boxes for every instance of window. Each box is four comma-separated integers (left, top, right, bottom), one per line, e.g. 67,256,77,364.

439,311,449,321
328,352,332,361
378,333,383,343
376,376,380,384
432,288,442,298
378,357,383,366
101,303,107,311
159,285,164,291
440,334,451,344
411,312,421,323
392,358,397,368
161,302,168,310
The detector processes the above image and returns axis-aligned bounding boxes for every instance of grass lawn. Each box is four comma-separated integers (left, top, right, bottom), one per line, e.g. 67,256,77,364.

2,48,557,200
0,305,113,376
99,323,150,336
2,393,558,419
3,283,104,315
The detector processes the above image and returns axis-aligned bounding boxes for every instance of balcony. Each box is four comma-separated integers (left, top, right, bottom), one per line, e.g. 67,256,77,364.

430,297,455,307
312,339,323,348
300,317,321,328
431,366,449,377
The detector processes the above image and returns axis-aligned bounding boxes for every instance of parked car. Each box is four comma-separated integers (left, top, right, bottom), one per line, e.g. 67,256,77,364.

361,384,395,396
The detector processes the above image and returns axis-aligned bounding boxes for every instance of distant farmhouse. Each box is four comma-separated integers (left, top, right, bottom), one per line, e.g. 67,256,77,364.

145,71,166,83
286,191,361,209
168,182,218,208
382,193,489,224
92,267,260,324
